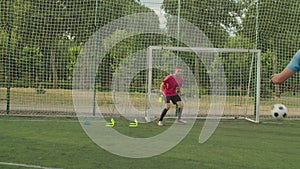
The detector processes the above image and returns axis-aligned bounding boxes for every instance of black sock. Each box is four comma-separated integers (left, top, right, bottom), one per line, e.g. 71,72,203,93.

159,108,168,121
178,107,183,119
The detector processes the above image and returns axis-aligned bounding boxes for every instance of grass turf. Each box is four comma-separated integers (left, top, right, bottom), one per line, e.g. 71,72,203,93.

0,115,299,169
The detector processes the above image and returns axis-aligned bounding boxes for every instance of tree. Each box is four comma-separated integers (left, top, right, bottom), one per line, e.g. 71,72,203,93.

242,0,300,55
18,46,43,87
242,0,300,97
1,0,157,89
163,0,244,47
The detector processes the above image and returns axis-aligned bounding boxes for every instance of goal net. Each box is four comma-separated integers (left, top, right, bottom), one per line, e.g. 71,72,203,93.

1,1,300,120
145,46,261,123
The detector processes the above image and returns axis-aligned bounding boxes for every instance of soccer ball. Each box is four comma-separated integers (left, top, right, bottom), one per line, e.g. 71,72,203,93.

271,104,288,119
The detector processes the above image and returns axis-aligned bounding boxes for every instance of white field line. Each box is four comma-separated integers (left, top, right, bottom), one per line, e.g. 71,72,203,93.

0,161,63,169
0,119,79,122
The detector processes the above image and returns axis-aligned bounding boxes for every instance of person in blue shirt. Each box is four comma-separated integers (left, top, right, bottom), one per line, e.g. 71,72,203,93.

270,50,300,84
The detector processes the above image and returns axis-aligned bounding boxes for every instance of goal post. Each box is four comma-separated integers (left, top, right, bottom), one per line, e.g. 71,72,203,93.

146,46,261,123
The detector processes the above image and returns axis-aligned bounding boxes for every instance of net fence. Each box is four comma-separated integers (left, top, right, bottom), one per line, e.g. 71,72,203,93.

0,0,300,119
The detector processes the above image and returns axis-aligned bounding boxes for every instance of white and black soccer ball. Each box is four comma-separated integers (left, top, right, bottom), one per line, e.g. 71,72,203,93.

271,104,288,119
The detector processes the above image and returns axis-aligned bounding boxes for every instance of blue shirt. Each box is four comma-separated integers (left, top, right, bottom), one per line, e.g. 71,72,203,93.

287,49,300,72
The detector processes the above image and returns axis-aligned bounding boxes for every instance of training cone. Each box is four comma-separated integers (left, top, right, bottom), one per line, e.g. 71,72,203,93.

83,120,91,125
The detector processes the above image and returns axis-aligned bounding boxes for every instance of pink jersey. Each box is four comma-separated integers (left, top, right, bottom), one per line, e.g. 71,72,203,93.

162,75,183,96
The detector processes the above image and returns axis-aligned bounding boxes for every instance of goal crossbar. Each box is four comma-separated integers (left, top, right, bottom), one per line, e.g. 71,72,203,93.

148,46,261,53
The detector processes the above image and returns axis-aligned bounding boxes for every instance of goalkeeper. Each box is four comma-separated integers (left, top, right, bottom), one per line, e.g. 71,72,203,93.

270,49,300,84
157,66,186,126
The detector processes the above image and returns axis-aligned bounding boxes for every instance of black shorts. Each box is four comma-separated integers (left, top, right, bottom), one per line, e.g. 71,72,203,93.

164,95,182,104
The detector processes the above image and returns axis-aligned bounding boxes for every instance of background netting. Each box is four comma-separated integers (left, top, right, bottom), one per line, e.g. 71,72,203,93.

1,0,300,118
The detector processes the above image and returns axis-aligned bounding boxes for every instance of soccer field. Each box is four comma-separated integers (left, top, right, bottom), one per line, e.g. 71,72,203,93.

2,1,300,168
0,116,299,169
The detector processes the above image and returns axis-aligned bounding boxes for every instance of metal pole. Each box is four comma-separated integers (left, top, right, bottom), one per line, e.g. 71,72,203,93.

93,0,99,116
255,0,260,50
93,57,97,116
255,51,261,123
254,0,260,119
145,47,153,122
175,0,181,117
176,0,181,65
95,0,99,28
6,0,13,114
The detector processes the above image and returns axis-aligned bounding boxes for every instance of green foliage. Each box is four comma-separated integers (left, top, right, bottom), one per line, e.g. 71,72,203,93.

0,63,4,84
260,50,276,98
18,46,43,87
242,0,300,56
163,0,243,47
1,0,300,97
36,84,46,94
1,0,155,89
66,46,81,81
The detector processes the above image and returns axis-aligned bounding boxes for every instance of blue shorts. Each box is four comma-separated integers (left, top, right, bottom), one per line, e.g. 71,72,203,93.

164,95,182,104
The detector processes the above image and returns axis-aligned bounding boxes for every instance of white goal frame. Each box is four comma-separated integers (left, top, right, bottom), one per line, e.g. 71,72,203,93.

146,46,261,123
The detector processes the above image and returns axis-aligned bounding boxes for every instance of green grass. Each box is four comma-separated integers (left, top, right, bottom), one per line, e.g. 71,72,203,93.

0,116,299,169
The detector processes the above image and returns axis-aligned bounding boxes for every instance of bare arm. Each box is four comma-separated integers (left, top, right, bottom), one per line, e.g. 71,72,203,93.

160,82,164,94
179,87,184,95
270,67,295,84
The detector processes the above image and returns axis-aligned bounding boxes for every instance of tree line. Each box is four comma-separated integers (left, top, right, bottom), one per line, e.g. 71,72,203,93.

1,0,299,96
